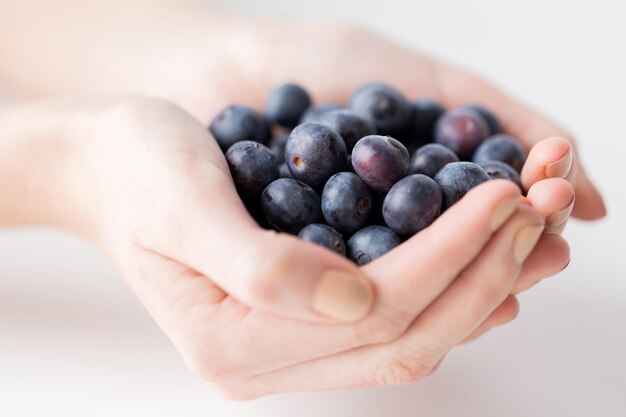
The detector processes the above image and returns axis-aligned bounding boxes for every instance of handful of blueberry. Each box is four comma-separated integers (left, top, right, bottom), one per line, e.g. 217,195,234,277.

211,82,527,265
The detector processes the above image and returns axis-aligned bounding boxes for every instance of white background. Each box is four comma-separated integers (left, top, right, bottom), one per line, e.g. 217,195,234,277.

1,0,625,415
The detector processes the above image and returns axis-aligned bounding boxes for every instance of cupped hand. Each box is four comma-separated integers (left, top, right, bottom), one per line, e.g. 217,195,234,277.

39,97,565,399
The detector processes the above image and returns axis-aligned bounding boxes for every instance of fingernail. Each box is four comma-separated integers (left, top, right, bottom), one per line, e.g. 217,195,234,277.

546,196,575,227
545,147,573,178
513,224,545,263
313,270,373,321
491,195,521,231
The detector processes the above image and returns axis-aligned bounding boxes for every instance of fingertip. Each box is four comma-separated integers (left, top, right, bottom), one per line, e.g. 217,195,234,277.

572,175,607,220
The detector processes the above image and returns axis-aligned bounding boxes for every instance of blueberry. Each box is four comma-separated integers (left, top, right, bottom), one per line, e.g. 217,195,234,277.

298,224,346,256
268,134,289,162
434,162,490,209
322,172,374,235
347,226,401,265
407,98,445,144
473,134,526,173
466,104,501,135
278,162,293,178
434,108,490,159
300,103,342,124
351,135,409,192
266,83,311,128
317,109,376,152
478,160,523,190
409,143,460,178
349,82,411,137
261,178,322,234
209,105,270,150
383,174,442,236
225,141,279,197
285,123,347,187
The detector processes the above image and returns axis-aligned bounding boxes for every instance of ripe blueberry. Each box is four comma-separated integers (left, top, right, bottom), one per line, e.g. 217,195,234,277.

298,223,346,255
434,161,490,209
409,143,460,178
285,123,347,187
351,135,409,192
317,109,376,152
225,141,279,197
322,172,374,235
434,108,490,159
209,105,270,150
261,178,322,234
349,82,411,137
473,134,526,173
383,174,442,236
266,83,311,128
347,226,401,265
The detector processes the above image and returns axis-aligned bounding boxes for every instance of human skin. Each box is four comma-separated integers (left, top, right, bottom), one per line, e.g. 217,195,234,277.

0,0,604,399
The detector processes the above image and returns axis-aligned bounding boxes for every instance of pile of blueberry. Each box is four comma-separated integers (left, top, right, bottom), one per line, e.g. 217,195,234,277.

210,82,526,265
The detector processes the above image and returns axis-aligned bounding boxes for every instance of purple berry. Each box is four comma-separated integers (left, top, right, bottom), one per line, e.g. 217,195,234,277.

225,141,279,197
434,108,490,159
351,135,409,192
347,226,401,265
261,178,322,234
268,134,289,162
383,174,442,236
322,172,374,235
209,105,270,150
285,123,347,187
407,98,445,144
298,224,346,255
473,134,526,173
409,143,460,178
434,162,490,209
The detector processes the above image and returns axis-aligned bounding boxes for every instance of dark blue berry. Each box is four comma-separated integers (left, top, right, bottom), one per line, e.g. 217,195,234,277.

349,82,411,137
300,103,342,124
322,172,374,235
466,104,501,135
225,141,279,197
317,109,376,152
266,83,311,128
298,224,346,255
409,143,460,178
434,108,490,159
285,123,347,187
383,174,442,236
473,134,526,173
478,160,523,190
209,105,270,150
261,178,322,234
351,135,409,192
434,162,490,209
347,226,401,265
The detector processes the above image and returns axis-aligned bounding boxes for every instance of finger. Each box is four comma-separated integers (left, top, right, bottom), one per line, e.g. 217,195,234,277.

511,233,570,294
435,64,606,220
224,206,544,397
521,137,574,189
461,295,520,344
525,177,575,233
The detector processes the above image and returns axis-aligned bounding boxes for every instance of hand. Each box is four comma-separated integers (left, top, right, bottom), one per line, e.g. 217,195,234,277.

0,97,568,399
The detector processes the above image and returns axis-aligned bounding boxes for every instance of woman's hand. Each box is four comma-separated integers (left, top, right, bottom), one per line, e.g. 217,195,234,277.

0,97,569,399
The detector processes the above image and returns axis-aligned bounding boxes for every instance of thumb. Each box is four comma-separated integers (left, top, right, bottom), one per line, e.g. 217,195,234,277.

152,170,374,323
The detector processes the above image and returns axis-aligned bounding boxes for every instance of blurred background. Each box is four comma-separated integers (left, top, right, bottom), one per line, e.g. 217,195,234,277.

1,0,624,416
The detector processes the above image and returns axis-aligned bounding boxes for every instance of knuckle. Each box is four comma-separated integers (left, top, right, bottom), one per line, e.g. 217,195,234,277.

354,307,412,344
372,349,438,386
